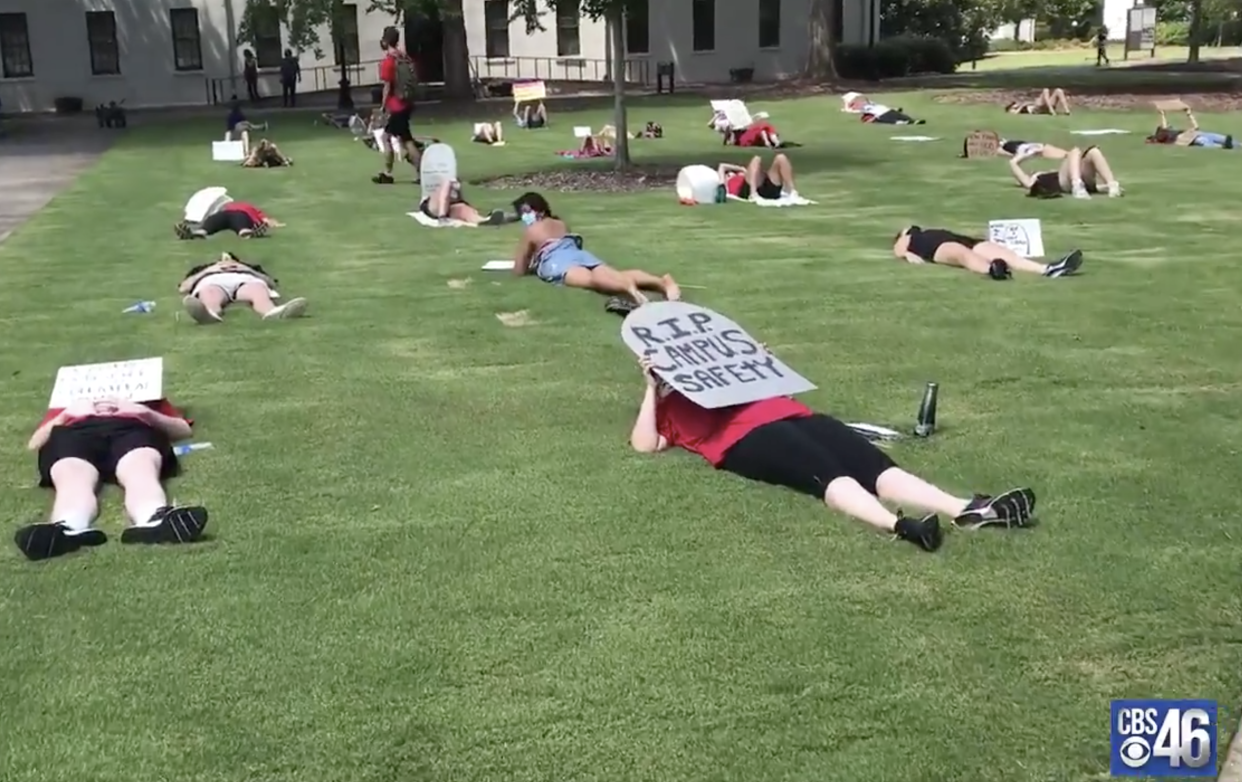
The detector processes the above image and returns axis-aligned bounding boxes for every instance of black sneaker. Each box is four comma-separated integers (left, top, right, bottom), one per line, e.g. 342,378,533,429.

14,523,107,561
894,513,943,552
988,259,1013,280
372,172,395,184
953,488,1037,530
605,296,638,316
1043,249,1083,278
120,505,209,545
174,221,205,240
481,209,506,226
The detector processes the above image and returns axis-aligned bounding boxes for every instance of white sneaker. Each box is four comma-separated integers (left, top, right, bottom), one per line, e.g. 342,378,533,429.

1072,186,1091,200
182,295,222,325
262,297,308,320
1108,182,1123,197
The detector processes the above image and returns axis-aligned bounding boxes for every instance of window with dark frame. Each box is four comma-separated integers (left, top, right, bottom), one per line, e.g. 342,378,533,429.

624,0,649,54
758,0,781,48
483,0,510,58
170,8,203,71
253,5,282,68
86,11,121,75
691,0,715,52
0,12,33,78
556,5,581,57
333,3,360,65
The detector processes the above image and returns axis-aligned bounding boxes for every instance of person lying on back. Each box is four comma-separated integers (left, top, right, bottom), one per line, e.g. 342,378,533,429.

418,179,507,225
242,139,293,167
1147,105,1234,149
514,100,547,128
178,251,308,324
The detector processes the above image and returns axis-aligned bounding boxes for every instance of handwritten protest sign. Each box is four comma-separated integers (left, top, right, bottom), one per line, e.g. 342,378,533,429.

963,130,999,158
48,357,164,409
513,80,546,103
621,302,816,409
988,218,1045,259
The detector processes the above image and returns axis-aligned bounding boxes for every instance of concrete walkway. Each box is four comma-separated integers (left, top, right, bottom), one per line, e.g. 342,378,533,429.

0,120,113,244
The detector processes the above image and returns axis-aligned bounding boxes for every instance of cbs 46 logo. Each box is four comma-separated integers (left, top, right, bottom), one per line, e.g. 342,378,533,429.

1116,707,1213,769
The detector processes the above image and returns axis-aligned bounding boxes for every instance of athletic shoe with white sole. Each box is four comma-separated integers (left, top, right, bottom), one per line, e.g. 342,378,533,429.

262,297,308,320
1043,249,1083,278
894,513,944,551
953,488,1037,530
120,505,209,545
182,295,223,324
1107,182,1123,197
14,522,107,561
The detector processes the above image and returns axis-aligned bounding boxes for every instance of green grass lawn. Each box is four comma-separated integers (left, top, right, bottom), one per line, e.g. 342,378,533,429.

974,44,1236,71
1,90,1240,782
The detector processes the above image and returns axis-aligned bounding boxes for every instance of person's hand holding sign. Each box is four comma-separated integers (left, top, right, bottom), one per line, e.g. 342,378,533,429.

638,353,659,387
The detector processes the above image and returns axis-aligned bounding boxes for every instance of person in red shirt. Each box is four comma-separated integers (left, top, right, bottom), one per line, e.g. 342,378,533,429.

15,397,209,561
716,154,800,202
735,120,783,148
372,26,421,185
174,201,284,240
628,355,1036,552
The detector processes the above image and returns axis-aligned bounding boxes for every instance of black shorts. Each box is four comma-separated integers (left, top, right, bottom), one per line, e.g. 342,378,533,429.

37,418,179,487
384,109,413,142
202,209,255,235
719,414,896,498
737,176,783,201
419,194,469,219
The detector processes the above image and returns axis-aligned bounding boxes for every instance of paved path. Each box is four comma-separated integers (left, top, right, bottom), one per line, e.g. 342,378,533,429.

0,120,113,244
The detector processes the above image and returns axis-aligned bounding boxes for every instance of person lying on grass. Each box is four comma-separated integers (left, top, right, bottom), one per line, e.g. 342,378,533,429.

628,354,1037,552
892,225,1083,279
1009,144,1123,199
510,191,680,305
175,201,283,239
1148,105,1234,149
242,138,293,167
859,102,924,125
1005,87,1071,115
471,121,505,145
419,179,507,225
178,252,308,324
514,100,548,129
15,397,209,561
718,153,801,201
998,138,1068,160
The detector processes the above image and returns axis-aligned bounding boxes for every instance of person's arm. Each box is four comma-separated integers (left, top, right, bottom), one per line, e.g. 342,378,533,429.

178,269,215,293
716,164,744,179
1008,157,1036,189
296,62,301,81
1186,109,1200,131
132,406,193,441
379,58,392,107
630,384,668,453
1157,110,1169,129
903,253,926,265
512,233,535,276
27,412,67,451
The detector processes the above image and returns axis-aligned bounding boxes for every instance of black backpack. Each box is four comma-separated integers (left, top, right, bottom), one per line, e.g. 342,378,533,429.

394,55,418,104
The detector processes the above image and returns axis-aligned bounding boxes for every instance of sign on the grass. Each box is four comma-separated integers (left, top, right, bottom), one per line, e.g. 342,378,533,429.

963,129,1000,158
621,302,816,409
988,218,1045,259
512,80,546,103
48,357,164,408
419,143,457,202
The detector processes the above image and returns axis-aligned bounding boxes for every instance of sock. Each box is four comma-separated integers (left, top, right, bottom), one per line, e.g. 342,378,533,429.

58,510,96,534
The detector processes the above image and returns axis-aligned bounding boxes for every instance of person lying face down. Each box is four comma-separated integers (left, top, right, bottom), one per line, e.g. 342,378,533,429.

242,138,293,167
857,100,924,125
1008,144,1122,199
418,179,507,225
514,100,548,128
15,396,208,561
510,191,680,305
717,153,800,201
178,252,308,324
1005,87,1071,115
1147,105,1235,149
892,225,1083,279
998,138,1068,160
628,354,1038,552
175,201,284,240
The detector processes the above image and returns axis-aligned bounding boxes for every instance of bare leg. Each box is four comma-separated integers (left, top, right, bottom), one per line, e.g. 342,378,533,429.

823,477,898,532
971,242,1050,275
234,281,279,315
1051,87,1071,114
1083,147,1121,194
49,459,101,532
114,448,170,525
193,285,230,317
535,103,547,124
766,153,796,193
1059,148,1090,197
403,138,422,169
620,269,681,301
1036,88,1056,114
940,246,999,275
429,180,453,217
875,468,971,518
492,121,504,142
743,155,764,197
563,264,645,303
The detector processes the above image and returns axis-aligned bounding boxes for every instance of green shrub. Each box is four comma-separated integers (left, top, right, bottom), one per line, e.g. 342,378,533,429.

835,35,957,79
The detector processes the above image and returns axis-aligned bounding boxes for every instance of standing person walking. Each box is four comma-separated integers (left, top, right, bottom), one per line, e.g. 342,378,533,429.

280,49,301,107
1095,27,1111,66
372,26,422,185
243,49,260,102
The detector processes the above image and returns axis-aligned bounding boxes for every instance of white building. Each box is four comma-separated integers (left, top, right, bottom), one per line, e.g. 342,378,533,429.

0,0,879,114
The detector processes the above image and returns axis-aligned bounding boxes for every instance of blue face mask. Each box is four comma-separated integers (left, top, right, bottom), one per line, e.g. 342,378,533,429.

520,212,538,226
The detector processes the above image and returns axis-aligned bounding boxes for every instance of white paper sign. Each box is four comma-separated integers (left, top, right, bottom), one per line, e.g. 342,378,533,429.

48,357,164,408
573,125,592,138
482,260,514,270
988,218,1044,259
419,143,458,202
621,302,816,409
212,140,245,162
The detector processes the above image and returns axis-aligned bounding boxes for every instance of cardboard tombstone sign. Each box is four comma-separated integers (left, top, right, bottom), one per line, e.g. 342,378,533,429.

1153,99,1189,112
48,357,164,409
419,143,458,203
963,130,1000,159
621,302,816,409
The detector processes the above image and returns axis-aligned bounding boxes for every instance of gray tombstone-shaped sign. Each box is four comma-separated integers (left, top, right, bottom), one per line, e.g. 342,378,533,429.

621,301,816,409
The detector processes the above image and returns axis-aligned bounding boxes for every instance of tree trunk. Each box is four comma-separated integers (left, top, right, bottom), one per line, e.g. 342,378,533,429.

804,0,838,80
441,0,473,99
609,12,631,169
1188,0,1203,61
